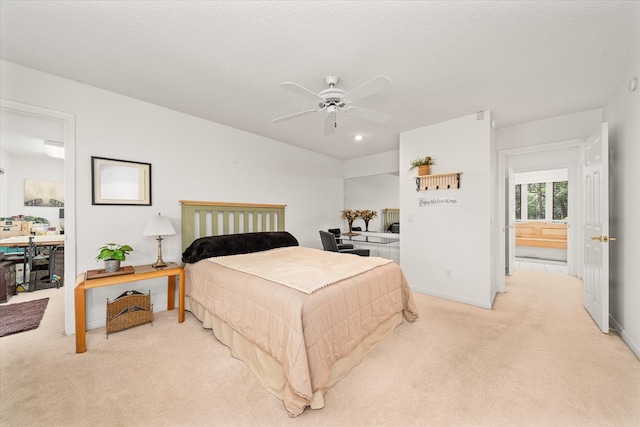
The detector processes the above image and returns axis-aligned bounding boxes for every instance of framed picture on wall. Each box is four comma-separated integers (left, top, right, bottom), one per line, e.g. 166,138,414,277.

24,179,64,207
91,156,152,206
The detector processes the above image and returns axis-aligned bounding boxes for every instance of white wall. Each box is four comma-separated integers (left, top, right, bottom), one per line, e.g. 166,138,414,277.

604,63,640,359
1,60,344,332
496,109,602,151
343,150,399,179
0,148,12,216
400,111,495,308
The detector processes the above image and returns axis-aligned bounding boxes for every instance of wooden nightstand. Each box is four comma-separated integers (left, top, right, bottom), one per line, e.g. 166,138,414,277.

74,262,184,353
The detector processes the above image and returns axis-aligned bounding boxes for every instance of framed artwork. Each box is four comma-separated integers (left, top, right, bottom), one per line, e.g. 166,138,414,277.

91,156,152,206
24,179,64,207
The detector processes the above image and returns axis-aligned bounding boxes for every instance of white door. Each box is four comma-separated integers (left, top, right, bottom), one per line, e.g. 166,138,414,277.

507,167,516,275
583,123,610,333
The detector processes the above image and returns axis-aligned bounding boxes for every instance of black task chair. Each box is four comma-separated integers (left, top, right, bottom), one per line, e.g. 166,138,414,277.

319,231,370,256
327,228,354,250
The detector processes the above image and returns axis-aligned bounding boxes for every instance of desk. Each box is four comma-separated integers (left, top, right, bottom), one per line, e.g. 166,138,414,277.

0,235,65,290
75,262,184,353
343,234,400,262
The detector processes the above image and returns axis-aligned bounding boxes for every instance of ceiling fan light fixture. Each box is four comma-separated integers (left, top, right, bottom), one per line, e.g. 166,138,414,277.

272,74,392,134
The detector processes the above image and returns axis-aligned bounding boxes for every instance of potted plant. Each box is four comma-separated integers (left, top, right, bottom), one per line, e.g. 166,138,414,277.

96,243,134,273
408,155,436,176
340,209,359,235
357,209,378,232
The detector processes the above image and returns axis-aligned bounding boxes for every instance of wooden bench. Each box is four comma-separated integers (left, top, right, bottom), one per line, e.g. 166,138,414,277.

515,221,567,249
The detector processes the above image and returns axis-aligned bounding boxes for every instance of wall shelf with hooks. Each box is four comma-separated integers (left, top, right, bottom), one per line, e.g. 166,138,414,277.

415,172,462,191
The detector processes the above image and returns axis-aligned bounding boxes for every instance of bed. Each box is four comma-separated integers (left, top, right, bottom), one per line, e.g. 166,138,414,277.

180,200,418,417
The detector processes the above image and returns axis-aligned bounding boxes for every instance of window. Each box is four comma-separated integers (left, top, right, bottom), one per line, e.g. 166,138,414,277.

528,183,546,220
514,179,568,222
553,181,568,220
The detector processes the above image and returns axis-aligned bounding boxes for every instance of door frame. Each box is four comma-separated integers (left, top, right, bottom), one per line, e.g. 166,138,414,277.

1,99,76,335
497,138,584,293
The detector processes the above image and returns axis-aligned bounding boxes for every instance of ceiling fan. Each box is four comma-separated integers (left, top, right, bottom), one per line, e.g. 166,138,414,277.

271,74,392,135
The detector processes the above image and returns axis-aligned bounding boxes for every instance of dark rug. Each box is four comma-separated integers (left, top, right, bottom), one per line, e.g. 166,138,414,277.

0,298,49,337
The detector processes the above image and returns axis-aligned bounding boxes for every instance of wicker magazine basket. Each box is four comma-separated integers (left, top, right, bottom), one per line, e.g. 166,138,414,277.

106,290,153,336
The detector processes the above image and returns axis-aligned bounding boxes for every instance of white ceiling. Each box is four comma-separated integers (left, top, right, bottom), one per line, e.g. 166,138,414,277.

1,1,638,160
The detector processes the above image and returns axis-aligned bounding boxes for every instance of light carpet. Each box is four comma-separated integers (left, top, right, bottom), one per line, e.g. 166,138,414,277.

0,270,638,426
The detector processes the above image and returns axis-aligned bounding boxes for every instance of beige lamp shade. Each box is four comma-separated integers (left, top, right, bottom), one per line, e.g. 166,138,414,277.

143,213,176,237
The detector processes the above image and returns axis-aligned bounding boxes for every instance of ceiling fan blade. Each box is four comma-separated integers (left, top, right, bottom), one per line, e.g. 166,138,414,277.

271,109,320,123
344,106,392,123
279,82,325,102
344,75,392,102
323,113,336,136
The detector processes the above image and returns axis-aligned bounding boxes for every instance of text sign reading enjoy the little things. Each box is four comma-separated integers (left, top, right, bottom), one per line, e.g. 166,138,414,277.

419,196,458,207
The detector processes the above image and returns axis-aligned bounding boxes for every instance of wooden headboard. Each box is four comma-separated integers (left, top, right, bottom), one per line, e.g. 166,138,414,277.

179,200,287,252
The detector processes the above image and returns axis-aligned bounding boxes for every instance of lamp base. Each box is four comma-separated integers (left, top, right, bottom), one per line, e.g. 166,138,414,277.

151,259,168,269
151,235,167,269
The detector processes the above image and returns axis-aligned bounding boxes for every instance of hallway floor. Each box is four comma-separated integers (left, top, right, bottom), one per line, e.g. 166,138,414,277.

515,257,568,275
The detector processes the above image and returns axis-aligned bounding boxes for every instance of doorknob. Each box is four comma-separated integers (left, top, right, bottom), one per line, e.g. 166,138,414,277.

591,236,617,242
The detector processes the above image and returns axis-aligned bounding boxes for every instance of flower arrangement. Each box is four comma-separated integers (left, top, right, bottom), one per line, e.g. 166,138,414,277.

340,209,358,221
96,243,134,262
340,209,358,234
357,209,378,221
357,209,378,232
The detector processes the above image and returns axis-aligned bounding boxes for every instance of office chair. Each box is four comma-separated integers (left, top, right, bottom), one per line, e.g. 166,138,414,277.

327,228,354,250
319,231,369,256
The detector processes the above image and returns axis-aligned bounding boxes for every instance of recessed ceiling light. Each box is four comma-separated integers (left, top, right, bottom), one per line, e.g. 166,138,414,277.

354,135,363,141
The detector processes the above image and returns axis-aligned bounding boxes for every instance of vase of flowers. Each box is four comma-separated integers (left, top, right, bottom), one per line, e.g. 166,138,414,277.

340,209,359,235
357,209,378,232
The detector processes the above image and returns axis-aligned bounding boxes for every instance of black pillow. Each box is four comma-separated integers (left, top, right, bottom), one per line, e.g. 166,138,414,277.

181,231,298,264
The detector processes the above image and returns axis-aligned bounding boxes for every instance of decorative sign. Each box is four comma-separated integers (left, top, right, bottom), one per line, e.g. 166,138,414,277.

419,196,458,207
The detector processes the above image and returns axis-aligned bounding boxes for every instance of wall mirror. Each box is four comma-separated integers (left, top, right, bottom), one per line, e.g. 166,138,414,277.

344,173,399,232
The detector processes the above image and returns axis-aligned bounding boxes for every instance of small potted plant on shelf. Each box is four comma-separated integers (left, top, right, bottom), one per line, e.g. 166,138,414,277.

96,243,134,273
408,155,436,176
357,209,378,232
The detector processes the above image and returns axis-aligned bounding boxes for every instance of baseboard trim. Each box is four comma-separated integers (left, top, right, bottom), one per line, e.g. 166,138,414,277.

609,314,640,361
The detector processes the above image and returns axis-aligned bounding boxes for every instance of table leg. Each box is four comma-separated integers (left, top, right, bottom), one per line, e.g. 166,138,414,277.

178,270,185,323
167,275,175,311
74,279,87,353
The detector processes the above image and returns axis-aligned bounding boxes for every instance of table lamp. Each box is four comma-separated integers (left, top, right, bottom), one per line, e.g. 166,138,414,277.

143,213,176,268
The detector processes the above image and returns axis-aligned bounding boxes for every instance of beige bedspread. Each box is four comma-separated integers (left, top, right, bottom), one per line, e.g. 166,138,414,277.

208,246,392,294
185,247,418,416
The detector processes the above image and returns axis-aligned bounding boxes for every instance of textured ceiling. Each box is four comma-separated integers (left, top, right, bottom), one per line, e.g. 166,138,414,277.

1,1,638,160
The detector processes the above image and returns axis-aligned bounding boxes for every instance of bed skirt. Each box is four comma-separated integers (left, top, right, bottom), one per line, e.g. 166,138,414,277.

186,295,404,415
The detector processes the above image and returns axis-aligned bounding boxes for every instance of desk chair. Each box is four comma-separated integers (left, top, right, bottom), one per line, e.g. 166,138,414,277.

319,231,370,256
327,228,354,250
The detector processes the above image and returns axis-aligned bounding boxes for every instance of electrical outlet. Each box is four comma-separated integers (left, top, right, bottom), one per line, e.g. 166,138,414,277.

445,269,451,278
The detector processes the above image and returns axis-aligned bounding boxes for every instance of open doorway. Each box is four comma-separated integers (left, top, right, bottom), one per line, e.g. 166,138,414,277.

0,99,76,335
512,168,569,275
497,139,584,293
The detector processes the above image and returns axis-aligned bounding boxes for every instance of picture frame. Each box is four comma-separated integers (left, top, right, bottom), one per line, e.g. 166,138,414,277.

91,156,152,206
